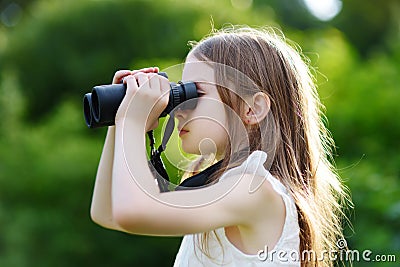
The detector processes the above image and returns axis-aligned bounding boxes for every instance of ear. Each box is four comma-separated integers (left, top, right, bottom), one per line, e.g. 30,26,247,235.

243,92,270,125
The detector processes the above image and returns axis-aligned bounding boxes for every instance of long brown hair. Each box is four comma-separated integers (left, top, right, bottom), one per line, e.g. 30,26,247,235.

188,26,351,266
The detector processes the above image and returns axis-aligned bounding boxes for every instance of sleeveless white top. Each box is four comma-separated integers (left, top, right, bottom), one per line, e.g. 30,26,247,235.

173,151,300,267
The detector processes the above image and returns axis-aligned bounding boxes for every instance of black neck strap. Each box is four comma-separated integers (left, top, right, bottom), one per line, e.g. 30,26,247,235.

148,113,176,192
175,160,223,190
148,112,225,192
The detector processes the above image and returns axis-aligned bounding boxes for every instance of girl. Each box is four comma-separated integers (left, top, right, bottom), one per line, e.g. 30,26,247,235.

90,26,349,266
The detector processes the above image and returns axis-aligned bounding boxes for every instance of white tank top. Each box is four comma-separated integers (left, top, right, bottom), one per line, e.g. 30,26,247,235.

173,151,300,266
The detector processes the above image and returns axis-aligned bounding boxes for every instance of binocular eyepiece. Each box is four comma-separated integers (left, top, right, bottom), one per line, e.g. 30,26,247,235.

83,72,198,128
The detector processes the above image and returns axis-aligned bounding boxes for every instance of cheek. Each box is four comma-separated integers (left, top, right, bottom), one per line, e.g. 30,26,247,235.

189,119,228,151
212,125,229,152
181,98,229,154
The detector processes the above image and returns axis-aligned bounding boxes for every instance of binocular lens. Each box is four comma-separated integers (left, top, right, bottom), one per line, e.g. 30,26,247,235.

83,72,198,128
83,93,111,128
83,93,93,127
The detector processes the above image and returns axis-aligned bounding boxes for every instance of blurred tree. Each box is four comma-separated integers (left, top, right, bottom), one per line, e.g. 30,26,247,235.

1,0,202,121
253,0,399,57
0,0,269,123
332,0,399,57
0,0,35,9
253,0,320,29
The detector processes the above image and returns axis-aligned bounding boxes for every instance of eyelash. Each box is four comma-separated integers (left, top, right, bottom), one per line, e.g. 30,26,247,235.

194,83,206,96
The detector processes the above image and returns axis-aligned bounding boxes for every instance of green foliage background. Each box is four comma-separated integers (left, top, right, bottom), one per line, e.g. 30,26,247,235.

0,0,399,266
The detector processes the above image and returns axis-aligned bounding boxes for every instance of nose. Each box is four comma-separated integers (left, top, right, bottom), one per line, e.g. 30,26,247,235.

174,106,187,121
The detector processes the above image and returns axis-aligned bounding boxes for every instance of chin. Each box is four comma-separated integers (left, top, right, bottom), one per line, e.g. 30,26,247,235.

180,142,199,156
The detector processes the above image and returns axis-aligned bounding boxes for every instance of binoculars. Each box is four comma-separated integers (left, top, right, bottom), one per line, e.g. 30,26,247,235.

83,72,198,128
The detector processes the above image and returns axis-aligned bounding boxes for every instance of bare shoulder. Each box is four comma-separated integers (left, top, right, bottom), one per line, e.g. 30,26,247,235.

223,172,285,226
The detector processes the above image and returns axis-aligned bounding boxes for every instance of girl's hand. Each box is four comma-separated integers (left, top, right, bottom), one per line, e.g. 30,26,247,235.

111,67,159,84
115,71,170,132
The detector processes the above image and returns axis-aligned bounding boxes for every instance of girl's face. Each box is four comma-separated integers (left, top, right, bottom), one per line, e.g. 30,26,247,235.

175,54,228,160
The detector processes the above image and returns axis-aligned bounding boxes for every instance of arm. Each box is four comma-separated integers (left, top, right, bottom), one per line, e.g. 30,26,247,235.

111,121,268,236
90,68,159,230
110,73,280,236
90,126,122,230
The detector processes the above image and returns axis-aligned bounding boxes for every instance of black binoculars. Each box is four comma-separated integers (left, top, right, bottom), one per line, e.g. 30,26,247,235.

83,72,198,128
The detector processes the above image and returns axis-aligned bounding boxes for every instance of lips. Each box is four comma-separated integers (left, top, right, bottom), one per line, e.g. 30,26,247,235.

177,121,189,137
179,129,189,137
178,124,189,137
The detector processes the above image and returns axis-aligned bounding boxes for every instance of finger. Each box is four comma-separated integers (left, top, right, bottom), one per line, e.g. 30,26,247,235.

156,75,170,109
148,73,160,92
159,76,170,94
124,75,139,98
132,67,158,75
134,72,150,89
112,70,131,84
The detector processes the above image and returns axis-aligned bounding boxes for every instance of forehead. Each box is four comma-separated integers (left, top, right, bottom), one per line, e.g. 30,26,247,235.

182,53,215,83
